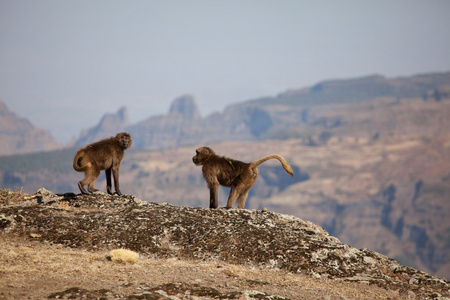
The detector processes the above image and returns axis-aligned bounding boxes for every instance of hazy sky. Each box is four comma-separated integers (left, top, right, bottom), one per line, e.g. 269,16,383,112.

1,0,450,143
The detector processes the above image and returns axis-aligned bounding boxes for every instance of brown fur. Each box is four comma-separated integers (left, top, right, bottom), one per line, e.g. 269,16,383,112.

192,146,293,209
73,132,132,195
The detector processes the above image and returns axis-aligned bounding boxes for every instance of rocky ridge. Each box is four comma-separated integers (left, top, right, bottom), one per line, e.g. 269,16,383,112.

1,188,449,299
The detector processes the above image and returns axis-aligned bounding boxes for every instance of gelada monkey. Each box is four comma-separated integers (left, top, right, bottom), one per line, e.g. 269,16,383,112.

73,132,132,195
193,146,293,209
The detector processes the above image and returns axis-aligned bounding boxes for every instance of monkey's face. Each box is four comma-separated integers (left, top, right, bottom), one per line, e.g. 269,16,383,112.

117,132,132,150
192,149,202,165
192,147,213,166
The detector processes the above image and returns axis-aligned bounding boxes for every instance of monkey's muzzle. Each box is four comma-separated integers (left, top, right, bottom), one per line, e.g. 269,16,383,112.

192,156,200,165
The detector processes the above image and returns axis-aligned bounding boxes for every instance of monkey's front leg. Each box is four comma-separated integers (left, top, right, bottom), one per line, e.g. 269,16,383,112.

209,183,219,208
112,166,122,196
106,167,113,195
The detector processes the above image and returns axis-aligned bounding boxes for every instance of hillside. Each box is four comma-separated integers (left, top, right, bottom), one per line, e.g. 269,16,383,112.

0,101,62,156
1,188,449,299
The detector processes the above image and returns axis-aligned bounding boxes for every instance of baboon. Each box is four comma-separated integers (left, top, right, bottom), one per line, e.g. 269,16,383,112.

73,132,132,195
192,146,294,209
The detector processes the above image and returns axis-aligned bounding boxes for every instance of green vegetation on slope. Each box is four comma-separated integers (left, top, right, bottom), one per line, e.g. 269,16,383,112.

0,148,76,173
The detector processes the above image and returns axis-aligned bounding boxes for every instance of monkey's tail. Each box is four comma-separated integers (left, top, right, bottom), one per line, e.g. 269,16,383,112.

73,150,91,172
250,155,294,177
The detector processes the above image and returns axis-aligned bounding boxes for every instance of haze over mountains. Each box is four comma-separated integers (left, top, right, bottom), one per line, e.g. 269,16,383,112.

1,72,450,279
72,72,450,150
1,72,449,155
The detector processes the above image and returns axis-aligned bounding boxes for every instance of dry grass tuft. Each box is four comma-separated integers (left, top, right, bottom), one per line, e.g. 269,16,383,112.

107,249,139,264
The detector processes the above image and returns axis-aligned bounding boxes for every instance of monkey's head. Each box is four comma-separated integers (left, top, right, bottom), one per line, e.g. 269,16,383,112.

116,132,132,150
192,146,215,166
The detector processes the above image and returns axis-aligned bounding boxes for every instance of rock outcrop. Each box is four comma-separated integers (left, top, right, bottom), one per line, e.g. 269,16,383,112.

1,188,448,299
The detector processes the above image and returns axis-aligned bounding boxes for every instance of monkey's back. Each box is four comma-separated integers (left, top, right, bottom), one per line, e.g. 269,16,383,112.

78,138,124,170
203,156,253,187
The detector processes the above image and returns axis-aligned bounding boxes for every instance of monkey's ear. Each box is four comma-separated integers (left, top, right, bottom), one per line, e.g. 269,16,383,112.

205,148,209,154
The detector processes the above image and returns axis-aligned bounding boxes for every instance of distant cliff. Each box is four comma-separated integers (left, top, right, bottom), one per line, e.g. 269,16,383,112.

0,101,62,156
126,95,206,149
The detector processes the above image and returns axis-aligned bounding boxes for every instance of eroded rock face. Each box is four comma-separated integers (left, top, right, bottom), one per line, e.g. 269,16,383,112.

0,188,449,299
0,101,62,155
74,106,130,147
168,94,201,120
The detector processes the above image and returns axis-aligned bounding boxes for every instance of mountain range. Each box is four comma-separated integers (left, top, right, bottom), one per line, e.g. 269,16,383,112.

1,72,449,155
73,72,450,150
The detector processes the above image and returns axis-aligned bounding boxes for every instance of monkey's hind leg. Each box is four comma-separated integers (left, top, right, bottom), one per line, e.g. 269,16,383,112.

225,187,240,209
80,166,101,194
78,181,89,194
78,178,99,194
236,178,255,209
237,190,250,209
87,182,99,193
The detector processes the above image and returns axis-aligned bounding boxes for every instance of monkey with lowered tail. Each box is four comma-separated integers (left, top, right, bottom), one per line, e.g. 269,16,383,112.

73,132,132,195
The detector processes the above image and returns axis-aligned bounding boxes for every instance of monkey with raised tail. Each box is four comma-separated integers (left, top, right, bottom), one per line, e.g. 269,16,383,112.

193,146,293,209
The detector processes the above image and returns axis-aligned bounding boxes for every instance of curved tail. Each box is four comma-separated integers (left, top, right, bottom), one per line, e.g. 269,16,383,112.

249,154,294,177
73,150,91,172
